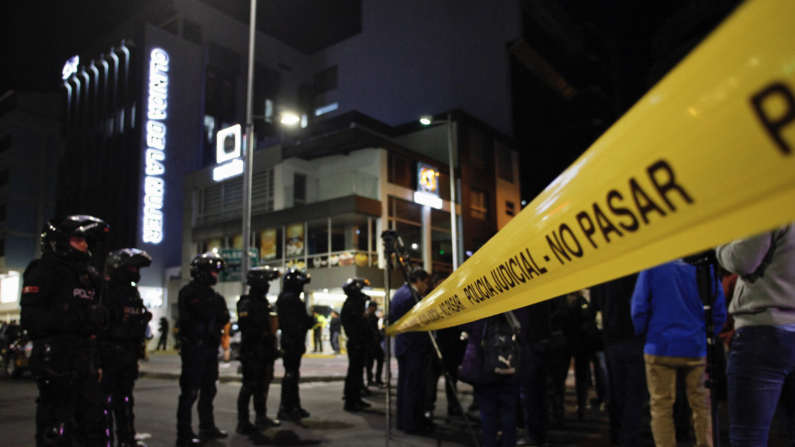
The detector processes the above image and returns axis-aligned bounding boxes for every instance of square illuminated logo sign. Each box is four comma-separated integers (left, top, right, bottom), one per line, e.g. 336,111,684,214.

216,124,241,164
213,124,244,182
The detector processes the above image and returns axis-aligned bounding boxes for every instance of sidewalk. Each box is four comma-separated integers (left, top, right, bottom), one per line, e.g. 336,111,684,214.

140,350,394,383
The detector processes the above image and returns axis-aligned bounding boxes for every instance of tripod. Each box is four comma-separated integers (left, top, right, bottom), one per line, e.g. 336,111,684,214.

684,250,723,447
382,230,480,447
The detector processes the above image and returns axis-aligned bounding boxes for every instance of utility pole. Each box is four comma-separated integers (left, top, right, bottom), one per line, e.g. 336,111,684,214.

241,0,257,290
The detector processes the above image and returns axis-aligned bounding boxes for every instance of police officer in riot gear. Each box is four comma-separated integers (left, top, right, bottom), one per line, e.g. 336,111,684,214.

176,253,230,446
236,267,282,434
21,215,109,447
341,278,374,412
276,268,314,422
99,249,153,447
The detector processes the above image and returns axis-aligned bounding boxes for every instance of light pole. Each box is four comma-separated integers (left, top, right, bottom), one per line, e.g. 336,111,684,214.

241,0,258,290
420,113,459,270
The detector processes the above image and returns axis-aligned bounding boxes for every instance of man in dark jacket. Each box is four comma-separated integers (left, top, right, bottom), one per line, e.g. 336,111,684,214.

276,268,314,422
390,268,431,433
591,274,646,447
176,253,230,446
21,215,109,447
341,278,373,411
98,249,153,447
236,267,281,434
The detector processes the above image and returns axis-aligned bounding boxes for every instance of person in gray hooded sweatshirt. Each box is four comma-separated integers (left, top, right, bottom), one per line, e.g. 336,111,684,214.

716,224,795,447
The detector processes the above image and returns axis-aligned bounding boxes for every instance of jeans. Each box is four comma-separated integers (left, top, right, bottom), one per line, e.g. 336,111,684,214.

728,325,795,447
605,337,646,447
330,331,340,353
474,382,520,447
644,354,712,447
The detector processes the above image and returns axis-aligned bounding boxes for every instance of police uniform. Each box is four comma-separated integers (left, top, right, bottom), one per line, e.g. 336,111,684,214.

98,252,152,447
236,285,278,432
176,270,229,444
21,216,109,447
341,280,372,410
276,270,313,421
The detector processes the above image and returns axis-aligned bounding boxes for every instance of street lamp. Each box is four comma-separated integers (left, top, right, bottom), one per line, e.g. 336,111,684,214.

420,113,459,270
280,112,300,125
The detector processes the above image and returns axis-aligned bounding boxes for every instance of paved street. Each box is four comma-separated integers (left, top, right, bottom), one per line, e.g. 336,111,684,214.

3,354,789,447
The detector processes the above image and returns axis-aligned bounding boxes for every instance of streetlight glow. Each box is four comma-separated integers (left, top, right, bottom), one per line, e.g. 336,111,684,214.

281,113,300,125
419,117,433,125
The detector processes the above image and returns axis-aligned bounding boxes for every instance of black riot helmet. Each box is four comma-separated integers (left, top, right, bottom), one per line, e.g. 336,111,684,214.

282,268,310,292
41,215,109,263
106,248,152,284
342,278,370,296
190,252,227,286
247,266,281,293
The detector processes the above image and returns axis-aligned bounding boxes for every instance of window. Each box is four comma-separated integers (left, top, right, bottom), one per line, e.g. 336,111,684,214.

506,201,515,217
497,144,513,182
314,66,338,94
387,153,414,189
294,173,306,205
471,189,489,220
183,19,203,45
0,134,10,154
314,103,338,117
388,197,423,264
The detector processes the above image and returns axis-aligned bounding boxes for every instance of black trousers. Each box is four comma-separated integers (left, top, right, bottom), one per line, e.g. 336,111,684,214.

238,355,275,423
280,339,305,411
345,342,368,403
313,328,322,352
31,342,106,447
366,342,384,384
396,350,428,432
156,334,168,350
177,343,219,437
99,346,139,446
549,343,590,418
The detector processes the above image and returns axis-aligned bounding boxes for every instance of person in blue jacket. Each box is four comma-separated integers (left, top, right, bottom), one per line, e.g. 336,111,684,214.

389,268,431,434
631,259,726,447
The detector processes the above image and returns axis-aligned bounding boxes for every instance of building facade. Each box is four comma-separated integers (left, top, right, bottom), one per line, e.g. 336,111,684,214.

0,91,60,321
183,111,520,314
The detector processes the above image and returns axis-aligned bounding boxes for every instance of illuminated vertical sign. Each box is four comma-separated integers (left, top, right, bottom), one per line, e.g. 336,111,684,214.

142,48,169,244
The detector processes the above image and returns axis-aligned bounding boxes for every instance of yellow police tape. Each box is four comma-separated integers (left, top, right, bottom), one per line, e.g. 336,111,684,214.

387,0,795,335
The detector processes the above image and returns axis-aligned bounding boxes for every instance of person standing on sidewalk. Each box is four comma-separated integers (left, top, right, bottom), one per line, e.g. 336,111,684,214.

390,268,432,434
157,317,169,350
341,278,373,412
276,269,314,422
631,259,726,447
312,311,325,353
366,302,385,386
236,267,282,434
329,311,341,354
592,273,646,447
98,249,153,447
176,253,230,446
717,224,795,446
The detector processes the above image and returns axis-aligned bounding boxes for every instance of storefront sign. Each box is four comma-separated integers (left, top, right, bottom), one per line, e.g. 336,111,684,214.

62,56,79,80
418,163,440,195
260,229,277,260
213,125,244,182
142,48,169,244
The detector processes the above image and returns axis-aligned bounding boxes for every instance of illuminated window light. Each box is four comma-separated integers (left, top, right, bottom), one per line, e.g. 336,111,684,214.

314,103,338,117
0,271,20,304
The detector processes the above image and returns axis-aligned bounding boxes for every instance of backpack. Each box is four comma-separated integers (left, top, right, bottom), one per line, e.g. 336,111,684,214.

481,311,522,381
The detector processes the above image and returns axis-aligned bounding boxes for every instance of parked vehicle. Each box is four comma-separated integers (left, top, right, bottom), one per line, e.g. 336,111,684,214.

5,330,32,378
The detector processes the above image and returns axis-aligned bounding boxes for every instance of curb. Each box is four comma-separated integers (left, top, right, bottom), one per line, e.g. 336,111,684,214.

139,371,345,384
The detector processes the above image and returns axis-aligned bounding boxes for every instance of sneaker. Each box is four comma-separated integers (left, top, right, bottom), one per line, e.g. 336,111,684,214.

255,416,280,430
175,434,201,446
278,408,305,422
354,399,372,408
199,427,228,439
